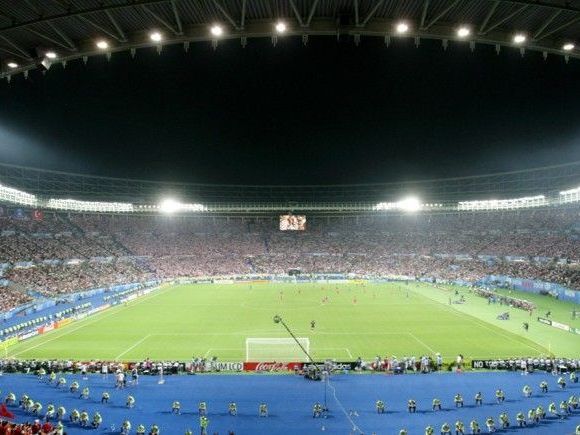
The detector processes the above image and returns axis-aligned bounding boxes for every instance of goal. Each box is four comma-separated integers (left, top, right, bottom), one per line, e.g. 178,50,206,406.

245,337,310,362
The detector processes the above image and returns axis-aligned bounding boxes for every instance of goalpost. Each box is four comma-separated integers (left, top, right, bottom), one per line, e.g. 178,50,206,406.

245,337,310,362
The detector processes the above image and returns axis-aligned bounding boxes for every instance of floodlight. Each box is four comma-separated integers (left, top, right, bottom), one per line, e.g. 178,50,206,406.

457,27,470,38
159,198,181,214
211,25,223,37
275,21,287,33
7,62,18,69
96,40,109,50
562,43,575,51
45,51,57,59
513,34,526,44
396,22,409,34
149,31,163,42
398,197,422,212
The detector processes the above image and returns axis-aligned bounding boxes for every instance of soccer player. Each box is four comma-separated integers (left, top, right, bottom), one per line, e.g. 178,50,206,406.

149,423,160,434
311,320,316,330
102,391,110,404
376,400,385,414
259,402,268,417
539,380,548,393
432,398,442,411
80,387,89,399
92,411,102,429
172,401,181,414
399,430,408,435
494,389,505,404
70,381,79,393
49,371,57,384
127,395,135,408
441,422,451,435
455,420,465,435
121,420,132,435
69,409,80,423
474,392,483,406
485,417,495,433
199,416,209,435
228,402,237,416
408,399,416,413
57,406,66,421
569,395,579,409
558,376,566,389
454,393,464,408
469,419,480,434
516,412,525,427
198,401,207,416
313,402,323,418
136,424,146,435
37,367,46,380
522,385,532,397
131,367,139,385
425,425,434,435
499,412,509,428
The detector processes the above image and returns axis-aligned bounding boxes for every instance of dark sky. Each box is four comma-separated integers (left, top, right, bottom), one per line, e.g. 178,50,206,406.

0,36,579,185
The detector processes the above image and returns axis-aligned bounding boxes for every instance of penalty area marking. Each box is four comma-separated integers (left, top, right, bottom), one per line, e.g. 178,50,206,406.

115,334,152,360
407,332,437,354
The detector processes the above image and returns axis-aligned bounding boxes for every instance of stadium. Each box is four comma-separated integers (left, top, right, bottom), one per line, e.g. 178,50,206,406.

1,1,580,434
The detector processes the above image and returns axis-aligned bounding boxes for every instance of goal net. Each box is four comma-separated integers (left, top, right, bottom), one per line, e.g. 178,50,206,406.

245,337,310,362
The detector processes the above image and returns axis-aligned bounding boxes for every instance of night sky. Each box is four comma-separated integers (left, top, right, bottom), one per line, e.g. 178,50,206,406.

0,36,579,185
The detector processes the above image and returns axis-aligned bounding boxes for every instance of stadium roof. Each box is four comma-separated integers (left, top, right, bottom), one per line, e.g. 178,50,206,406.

0,160,579,207
1,0,579,78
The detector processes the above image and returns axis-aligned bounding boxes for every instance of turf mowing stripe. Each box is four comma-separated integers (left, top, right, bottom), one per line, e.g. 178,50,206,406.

8,285,174,358
411,285,548,355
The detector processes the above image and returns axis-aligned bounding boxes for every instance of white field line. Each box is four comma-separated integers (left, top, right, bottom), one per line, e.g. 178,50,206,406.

9,285,174,358
415,288,547,355
115,334,151,360
408,332,437,354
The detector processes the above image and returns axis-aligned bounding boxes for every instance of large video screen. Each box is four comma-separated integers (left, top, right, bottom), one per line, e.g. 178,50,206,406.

279,214,306,231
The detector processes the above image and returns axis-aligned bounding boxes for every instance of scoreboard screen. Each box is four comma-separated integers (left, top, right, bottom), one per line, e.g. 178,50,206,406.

279,215,306,231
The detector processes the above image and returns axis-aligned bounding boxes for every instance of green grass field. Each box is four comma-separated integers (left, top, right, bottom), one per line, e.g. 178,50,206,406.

5,282,578,361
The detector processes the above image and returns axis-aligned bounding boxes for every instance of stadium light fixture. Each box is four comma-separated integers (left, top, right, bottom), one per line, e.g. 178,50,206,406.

45,51,57,59
456,26,471,38
395,22,409,34
159,198,181,214
398,197,422,212
562,43,575,51
513,34,526,44
96,40,109,50
275,21,287,34
7,62,18,69
149,31,163,42
211,25,224,37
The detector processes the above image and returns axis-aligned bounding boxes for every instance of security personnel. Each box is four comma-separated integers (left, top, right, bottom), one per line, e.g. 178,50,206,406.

376,400,385,414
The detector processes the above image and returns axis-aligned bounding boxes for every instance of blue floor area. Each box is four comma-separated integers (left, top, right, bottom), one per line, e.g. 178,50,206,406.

0,371,578,434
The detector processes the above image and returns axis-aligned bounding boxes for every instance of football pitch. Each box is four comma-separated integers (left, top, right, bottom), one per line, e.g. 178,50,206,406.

5,282,578,361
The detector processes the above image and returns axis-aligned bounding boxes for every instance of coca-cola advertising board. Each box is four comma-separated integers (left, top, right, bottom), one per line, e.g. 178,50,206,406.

244,362,304,372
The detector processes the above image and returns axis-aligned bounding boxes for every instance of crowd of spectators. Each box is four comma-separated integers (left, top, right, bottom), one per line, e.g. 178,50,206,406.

0,420,60,435
0,207,578,311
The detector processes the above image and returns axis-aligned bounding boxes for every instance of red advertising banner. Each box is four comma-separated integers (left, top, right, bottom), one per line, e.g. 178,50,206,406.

243,362,304,372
